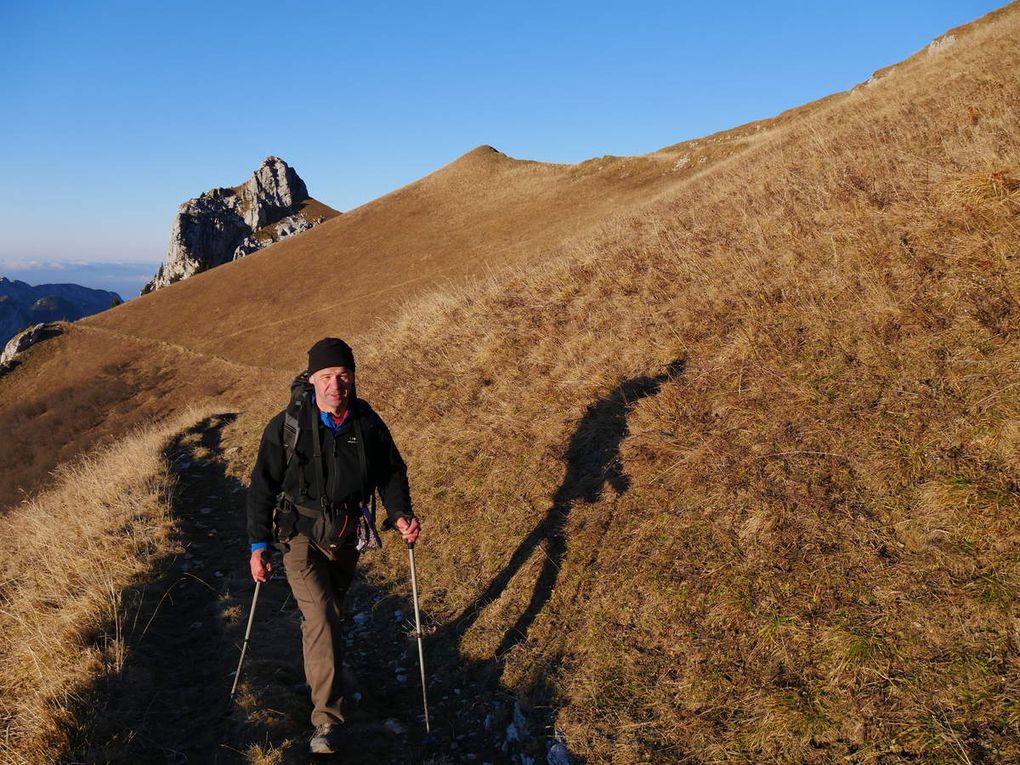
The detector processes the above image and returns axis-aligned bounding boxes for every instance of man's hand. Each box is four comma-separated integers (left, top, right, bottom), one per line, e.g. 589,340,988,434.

395,516,421,545
250,548,272,582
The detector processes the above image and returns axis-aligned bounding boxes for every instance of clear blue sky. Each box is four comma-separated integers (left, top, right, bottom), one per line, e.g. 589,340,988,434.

0,0,1005,297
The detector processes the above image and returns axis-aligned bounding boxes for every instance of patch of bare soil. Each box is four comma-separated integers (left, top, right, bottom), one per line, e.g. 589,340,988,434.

76,415,528,765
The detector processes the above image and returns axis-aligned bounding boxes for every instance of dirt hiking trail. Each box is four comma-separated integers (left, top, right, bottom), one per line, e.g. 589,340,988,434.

78,414,546,765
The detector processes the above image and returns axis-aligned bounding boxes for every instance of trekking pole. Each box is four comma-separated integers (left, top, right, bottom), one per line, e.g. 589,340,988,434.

407,541,431,734
229,579,262,701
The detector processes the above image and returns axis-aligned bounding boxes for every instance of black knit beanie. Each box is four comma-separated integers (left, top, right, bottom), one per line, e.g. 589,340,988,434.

307,337,356,375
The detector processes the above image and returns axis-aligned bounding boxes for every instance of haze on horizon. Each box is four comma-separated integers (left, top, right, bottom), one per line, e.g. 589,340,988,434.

0,0,1004,297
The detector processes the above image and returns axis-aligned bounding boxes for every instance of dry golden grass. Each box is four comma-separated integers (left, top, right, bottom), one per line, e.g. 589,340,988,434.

244,743,285,765
341,6,1020,762
81,142,734,371
0,408,212,764
0,322,275,514
1,3,1018,763
0,134,716,512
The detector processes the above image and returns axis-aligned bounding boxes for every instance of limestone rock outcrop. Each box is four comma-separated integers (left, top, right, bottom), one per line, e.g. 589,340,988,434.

0,322,64,375
143,157,338,293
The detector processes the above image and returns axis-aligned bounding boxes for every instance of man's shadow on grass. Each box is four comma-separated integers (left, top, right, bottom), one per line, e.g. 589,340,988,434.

436,358,686,746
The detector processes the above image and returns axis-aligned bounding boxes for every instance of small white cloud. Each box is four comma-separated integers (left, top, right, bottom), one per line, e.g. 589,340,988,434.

1,259,159,273
0,259,69,271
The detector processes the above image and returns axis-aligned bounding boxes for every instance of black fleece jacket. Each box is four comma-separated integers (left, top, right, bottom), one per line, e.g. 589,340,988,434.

246,398,413,546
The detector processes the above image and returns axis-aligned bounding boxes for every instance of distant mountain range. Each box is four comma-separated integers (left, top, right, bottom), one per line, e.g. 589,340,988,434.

0,277,121,347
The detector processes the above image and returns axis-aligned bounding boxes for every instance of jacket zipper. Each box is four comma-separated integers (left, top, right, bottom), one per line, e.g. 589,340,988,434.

330,428,338,503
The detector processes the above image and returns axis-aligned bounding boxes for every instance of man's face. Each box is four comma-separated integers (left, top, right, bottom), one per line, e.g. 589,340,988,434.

310,366,353,413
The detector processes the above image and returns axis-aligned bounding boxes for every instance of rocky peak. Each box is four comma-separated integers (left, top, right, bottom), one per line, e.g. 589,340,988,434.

240,156,309,229
142,157,337,293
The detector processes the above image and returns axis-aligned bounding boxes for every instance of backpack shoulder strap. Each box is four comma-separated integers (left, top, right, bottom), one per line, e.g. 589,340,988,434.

283,410,300,466
283,370,312,467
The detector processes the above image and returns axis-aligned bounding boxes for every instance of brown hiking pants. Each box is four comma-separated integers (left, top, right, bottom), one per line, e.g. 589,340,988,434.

283,534,360,726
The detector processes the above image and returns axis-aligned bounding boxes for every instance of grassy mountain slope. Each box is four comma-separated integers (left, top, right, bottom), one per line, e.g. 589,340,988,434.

0,324,279,510
1,3,1018,762
0,130,758,512
342,7,1019,762
83,143,715,371
0,408,215,764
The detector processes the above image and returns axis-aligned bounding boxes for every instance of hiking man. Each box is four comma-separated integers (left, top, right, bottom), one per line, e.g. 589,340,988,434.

246,337,420,755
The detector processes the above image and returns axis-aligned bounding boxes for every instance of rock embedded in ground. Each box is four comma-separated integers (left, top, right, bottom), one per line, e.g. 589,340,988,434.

0,321,64,373
383,719,406,735
547,740,571,765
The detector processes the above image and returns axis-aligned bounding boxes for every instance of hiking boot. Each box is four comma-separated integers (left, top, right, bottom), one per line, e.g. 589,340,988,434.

309,722,340,755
